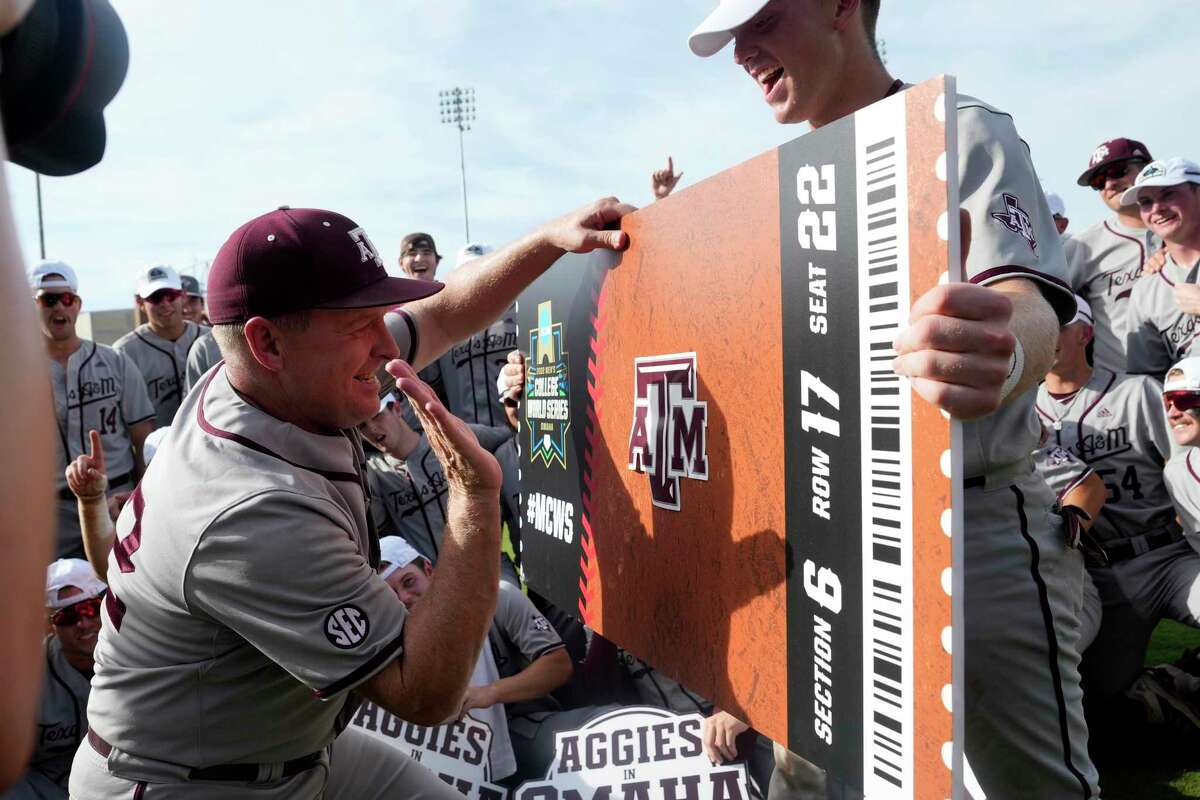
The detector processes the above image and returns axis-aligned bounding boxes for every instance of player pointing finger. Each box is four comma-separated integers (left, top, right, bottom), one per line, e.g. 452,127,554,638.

65,430,108,501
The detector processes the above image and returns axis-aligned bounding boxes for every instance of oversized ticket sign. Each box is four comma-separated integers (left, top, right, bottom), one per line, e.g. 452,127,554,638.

513,706,754,800
517,76,962,798
351,702,510,799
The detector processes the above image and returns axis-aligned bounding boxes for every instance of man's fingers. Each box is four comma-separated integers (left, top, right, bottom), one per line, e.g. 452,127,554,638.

906,377,1000,420
892,350,1010,389
575,229,629,254
506,350,525,365
907,282,1013,326
720,727,737,761
667,156,674,173
893,314,1015,358
385,358,417,382
88,429,101,459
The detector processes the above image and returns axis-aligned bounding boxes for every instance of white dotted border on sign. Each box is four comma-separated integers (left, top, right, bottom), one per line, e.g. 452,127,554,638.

933,89,953,782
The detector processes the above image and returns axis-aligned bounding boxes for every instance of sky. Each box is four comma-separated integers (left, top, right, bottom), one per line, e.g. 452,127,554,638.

6,0,1198,311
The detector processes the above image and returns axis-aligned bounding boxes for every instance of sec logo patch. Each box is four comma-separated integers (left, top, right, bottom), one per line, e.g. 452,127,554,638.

325,605,370,649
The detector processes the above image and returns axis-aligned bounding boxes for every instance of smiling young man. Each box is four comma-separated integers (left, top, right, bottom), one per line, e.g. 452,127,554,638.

113,265,208,427
687,1,1093,796
71,199,631,798
6,559,105,798
1064,138,1158,373
1124,159,1200,380
32,260,155,561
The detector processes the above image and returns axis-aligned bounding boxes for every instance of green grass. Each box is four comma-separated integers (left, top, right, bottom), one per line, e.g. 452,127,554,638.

1096,621,1200,799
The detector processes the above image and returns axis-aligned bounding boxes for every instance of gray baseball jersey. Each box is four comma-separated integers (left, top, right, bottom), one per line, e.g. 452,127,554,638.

1063,219,1159,373
7,636,92,796
50,341,155,558
442,306,519,428
365,424,515,563
1034,369,1174,544
1125,254,1200,379
113,321,208,427
487,581,566,721
955,95,1075,481
79,364,409,779
1165,449,1200,549
1033,443,1095,504
183,329,223,394
953,94,1097,798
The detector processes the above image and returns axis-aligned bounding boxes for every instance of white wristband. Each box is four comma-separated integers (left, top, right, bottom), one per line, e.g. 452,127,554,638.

999,339,1025,401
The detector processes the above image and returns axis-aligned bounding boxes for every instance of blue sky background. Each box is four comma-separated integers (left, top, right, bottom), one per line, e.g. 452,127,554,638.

6,1,1197,310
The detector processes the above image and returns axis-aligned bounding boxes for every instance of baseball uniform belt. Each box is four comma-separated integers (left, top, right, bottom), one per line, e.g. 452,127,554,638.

1092,526,1185,566
58,471,132,501
88,729,322,783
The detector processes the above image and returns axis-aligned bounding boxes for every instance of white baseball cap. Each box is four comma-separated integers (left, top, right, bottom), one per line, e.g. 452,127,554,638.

1165,357,1200,394
1120,158,1200,207
29,259,79,294
1069,295,1093,327
142,427,169,465
379,536,422,580
1046,192,1067,219
135,264,182,299
689,0,769,57
456,242,494,269
378,391,398,415
45,558,106,609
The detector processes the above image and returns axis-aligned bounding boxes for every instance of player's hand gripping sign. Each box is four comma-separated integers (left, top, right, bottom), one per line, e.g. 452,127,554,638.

517,78,962,798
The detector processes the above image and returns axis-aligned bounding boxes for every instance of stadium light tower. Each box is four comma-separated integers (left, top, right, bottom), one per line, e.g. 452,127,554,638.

439,86,476,242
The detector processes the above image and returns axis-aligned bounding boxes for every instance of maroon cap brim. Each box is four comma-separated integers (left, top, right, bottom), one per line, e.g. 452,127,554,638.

1076,156,1141,187
316,275,444,310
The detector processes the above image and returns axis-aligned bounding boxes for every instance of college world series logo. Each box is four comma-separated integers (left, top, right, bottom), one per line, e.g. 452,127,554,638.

627,353,708,511
526,301,571,468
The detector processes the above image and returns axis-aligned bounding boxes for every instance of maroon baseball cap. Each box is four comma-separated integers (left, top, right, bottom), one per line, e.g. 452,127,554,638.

1076,138,1153,186
208,207,443,324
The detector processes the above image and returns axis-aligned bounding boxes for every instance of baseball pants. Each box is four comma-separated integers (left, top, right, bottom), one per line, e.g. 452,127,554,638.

1082,538,1200,700
964,472,1099,799
69,725,459,799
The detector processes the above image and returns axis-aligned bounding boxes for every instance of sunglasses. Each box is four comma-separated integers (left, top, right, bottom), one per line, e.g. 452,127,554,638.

1164,391,1200,413
143,289,183,304
1089,161,1142,191
49,594,103,627
36,292,78,308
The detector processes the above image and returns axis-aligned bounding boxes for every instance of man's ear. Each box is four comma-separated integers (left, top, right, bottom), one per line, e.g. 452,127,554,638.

242,317,286,372
423,561,434,578
832,0,861,30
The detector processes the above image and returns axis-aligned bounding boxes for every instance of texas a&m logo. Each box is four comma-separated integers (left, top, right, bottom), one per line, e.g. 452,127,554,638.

990,193,1038,254
627,353,708,511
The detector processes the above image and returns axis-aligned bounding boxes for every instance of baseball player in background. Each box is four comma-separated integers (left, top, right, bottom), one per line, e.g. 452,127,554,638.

361,391,521,584
1034,295,1183,700
441,243,521,428
397,232,452,424
1046,191,1069,236
685,1,1093,797
33,260,155,561
4,560,105,800
179,274,208,326
71,198,632,798
113,265,208,427
182,329,222,394
1063,138,1158,374
1125,159,1200,379
357,536,519,783
370,537,586,784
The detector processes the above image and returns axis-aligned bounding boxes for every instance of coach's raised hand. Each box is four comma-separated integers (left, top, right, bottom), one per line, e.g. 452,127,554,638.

387,359,502,497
